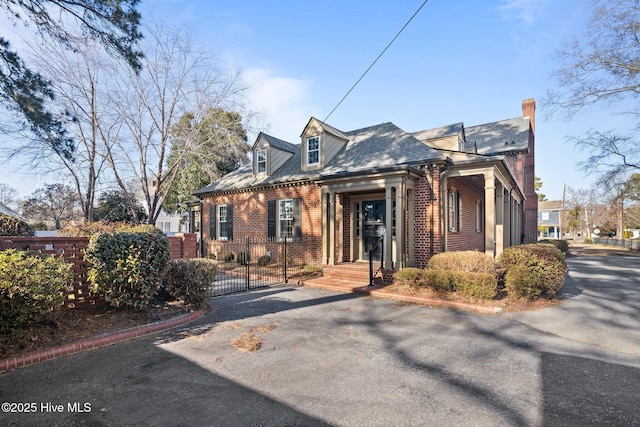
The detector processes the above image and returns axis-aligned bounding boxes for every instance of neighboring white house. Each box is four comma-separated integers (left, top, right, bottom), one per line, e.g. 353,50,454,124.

154,210,189,234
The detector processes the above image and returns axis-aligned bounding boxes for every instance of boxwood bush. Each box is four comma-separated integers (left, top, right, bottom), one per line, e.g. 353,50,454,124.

394,267,498,299
86,228,171,310
427,250,497,275
0,249,73,331
538,239,569,254
163,259,217,306
499,244,567,300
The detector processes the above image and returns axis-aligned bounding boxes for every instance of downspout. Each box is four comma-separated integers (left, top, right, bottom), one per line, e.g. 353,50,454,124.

439,159,453,253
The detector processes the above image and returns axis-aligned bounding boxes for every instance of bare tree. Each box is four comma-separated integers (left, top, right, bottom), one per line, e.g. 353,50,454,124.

104,24,245,225
547,0,640,181
20,183,79,229
0,183,18,208
14,41,119,222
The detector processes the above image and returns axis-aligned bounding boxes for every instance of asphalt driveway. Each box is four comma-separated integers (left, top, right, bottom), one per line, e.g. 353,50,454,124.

1,249,639,426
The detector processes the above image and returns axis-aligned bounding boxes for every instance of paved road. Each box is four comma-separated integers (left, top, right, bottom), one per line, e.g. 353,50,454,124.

1,250,639,426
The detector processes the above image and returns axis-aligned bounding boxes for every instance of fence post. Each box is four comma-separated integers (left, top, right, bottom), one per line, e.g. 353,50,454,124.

245,236,250,290
283,236,288,284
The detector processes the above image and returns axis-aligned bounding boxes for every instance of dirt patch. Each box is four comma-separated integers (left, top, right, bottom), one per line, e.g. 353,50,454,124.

0,302,189,360
231,332,262,353
230,324,278,353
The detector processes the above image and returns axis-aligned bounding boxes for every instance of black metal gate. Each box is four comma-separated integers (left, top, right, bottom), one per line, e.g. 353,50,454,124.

208,237,316,297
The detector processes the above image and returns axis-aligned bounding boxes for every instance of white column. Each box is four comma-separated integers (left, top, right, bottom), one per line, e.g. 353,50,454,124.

495,184,504,256
484,173,496,257
322,192,328,265
329,191,336,265
395,183,405,269
385,185,393,269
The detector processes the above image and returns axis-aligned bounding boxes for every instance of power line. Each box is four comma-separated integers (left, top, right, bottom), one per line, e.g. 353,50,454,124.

324,0,431,122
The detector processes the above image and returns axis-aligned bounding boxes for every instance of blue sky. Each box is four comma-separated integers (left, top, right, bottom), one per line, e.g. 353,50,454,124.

3,0,632,201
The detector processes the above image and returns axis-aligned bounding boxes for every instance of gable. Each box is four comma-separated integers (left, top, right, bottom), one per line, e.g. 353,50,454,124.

252,133,297,176
300,117,348,171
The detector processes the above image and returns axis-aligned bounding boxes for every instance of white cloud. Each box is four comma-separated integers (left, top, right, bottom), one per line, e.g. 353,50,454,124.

241,68,317,143
500,0,542,26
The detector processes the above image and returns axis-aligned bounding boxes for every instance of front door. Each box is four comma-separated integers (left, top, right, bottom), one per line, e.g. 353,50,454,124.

362,200,386,261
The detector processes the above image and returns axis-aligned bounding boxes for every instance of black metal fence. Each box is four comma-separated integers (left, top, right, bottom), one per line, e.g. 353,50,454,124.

208,237,320,297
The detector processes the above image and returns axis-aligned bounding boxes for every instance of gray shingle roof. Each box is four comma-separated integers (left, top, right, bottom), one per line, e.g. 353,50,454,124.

195,115,529,195
412,122,463,141
321,122,444,175
465,117,530,155
261,133,298,153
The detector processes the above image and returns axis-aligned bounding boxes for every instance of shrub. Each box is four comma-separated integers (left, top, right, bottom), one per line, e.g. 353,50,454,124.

222,252,235,262
0,249,73,331
61,221,164,237
394,268,497,299
427,250,496,275
422,269,457,291
257,255,271,266
539,239,569,254
394,268,424,285
499,244,567,300
0,213,34,236
86,230,171,310
455,272,498,300
163,259,217,306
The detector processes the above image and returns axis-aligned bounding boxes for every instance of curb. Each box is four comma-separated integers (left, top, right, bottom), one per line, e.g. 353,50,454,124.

301,280,501,314
0,308,207,374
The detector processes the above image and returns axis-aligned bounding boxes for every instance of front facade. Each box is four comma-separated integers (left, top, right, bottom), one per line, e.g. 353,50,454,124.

195,99,538,270
538,200,563,239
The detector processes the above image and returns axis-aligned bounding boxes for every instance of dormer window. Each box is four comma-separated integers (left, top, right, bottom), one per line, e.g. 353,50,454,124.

307,136,319,166
257,149,267,174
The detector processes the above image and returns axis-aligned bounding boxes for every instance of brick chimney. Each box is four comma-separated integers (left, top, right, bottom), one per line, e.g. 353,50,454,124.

521,98,537,243
522,98,536,133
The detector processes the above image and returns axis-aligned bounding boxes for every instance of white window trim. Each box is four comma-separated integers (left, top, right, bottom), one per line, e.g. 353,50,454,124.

306,136,320,166
256,149,267,174
218,204,228,240
278,198,294,239
475,199,483,233
448,189,461,232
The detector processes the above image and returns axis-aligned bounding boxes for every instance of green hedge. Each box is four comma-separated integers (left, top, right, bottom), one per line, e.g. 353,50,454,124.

0,249,72,331
0,213,34,236
86,228,171,310
394,267,498,300
499,244,567,300
163,259,217,306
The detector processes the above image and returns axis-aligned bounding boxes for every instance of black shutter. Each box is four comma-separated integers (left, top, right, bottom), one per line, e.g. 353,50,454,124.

209,204,216,240
227,204,233,241
293,198,302,239
267,200,276,239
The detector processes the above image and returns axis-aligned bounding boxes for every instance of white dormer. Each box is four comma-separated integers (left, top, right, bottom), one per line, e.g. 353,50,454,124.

252,132,297,177
300,117,348,171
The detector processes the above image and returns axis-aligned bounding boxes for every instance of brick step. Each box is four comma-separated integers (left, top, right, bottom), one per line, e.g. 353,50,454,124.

321,263,383,285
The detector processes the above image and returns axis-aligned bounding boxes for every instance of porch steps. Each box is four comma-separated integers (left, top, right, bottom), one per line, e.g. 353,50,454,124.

320,263,384,285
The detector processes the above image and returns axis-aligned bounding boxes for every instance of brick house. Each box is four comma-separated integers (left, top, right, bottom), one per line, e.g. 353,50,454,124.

194,99,538,271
